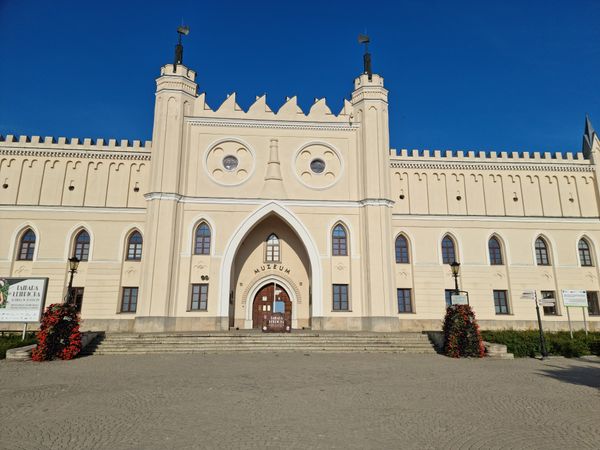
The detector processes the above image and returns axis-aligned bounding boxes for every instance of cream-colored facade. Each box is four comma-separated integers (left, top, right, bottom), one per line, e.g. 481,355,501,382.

1,54,600,332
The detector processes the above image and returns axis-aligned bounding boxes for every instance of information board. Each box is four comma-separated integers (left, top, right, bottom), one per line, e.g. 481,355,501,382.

0,277,48,323
562,290,588,307
451,294,468,305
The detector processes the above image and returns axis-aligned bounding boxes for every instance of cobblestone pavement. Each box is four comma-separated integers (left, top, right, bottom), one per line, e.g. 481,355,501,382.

0,353,598,450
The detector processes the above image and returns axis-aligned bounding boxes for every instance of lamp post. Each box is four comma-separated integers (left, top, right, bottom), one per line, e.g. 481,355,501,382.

450,261,461,295
66,256,80,306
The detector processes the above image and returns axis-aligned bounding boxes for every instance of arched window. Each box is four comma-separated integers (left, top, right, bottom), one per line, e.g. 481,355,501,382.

73,230,90,261
441,235,456,264
579,238,593,267
535,237,550,266
18,228,36,261
194,223,211,255
488,236,503,265
332,224,348,256
395,235,409,263
265,233,280,262
126,231,143,261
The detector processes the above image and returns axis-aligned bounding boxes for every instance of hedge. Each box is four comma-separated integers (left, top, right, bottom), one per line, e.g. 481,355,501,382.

481,329,600,358
0,334,37,359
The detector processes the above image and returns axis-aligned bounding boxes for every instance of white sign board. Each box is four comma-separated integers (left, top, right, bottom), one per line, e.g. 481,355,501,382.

0,278,48,323
562,290,587,307
451,294,468,305
521,290,536,300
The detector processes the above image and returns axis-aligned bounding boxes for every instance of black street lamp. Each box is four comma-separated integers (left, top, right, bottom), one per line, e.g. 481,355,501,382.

450,261,461,295
66,256,80,305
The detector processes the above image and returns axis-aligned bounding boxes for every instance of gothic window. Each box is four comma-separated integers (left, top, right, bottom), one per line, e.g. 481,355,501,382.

441,235,456,264
265,234,280,262
18,229,36,261
126,231,143,261
194,223,211,255
73,230,90,261
395,235,409,263
488,237,503,265
332,224,348,256
535,237,550,266
578,238,593,267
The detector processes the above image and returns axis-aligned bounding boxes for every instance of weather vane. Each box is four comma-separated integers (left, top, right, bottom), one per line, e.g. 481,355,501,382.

174,25,190,70
358,34,372,81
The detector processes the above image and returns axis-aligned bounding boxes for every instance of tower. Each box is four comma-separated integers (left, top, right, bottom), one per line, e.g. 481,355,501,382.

137,31,199,330
351,39,398,331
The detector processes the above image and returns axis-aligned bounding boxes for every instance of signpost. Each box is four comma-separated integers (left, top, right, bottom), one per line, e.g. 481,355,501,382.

561,290,588,338
451,294,468,305
521,290,548,359
0,277,48,340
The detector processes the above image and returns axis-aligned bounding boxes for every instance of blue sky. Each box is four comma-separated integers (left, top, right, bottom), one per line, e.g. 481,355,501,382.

1,0,599,153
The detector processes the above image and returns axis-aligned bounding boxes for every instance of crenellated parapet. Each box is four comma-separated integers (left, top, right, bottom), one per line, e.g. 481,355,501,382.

189,92,354,123
0,134,151,160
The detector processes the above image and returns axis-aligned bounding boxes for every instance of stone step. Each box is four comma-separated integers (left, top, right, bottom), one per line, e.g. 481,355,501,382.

84,332,437,356
88,347,438,355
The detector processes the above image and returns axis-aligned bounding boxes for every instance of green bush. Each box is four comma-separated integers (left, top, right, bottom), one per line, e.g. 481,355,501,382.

0,333,37,359
481,329,600,358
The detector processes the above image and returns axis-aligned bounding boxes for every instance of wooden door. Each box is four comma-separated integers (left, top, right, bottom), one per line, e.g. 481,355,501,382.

252,283,292,331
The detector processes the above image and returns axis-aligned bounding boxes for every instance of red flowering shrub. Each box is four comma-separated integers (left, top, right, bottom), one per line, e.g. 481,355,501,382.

31,303,82,362
443,304,485,358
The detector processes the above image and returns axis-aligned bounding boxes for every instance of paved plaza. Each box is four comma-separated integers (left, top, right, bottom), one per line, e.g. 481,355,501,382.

0,353,598,449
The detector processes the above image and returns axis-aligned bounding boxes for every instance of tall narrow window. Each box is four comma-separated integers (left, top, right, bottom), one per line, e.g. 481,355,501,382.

18,229,36,261
578,238,593,267
441,236,456,264
488,237,503,265
121,287,138,313
493,290,510,315
73,230,90,261
332,224,348,256
194,223,211,255
395,235,409,263
587,291,600,316
265,234,280,262
190,284,208,311
541,290,557,316
397,288,413,313
332,284,349,311
126,231,143,261
535,237,550,266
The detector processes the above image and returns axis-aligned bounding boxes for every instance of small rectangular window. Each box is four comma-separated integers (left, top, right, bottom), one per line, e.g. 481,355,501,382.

493,290,510,315
332,284,349,311
445,289,454,308
587,291,600,316
541,290,557,316
73,287,84,313
190,284,208,311
397,288,413,313
121,287,138,313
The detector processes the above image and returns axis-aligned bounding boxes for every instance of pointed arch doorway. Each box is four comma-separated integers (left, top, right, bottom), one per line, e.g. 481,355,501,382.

252,281,292,331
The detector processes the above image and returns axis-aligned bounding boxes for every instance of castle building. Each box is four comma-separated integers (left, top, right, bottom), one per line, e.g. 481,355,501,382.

1,43,599,333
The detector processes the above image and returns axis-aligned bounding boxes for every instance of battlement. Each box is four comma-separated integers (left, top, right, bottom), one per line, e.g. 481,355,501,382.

188,92,354,123
390,148,589,163
0,135,152,152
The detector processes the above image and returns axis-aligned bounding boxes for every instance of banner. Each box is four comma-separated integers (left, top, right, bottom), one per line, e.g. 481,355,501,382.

0,277,48,323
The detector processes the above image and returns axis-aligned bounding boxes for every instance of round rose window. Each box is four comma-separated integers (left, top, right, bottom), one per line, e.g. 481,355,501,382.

222,155,239,171
310,158,326,174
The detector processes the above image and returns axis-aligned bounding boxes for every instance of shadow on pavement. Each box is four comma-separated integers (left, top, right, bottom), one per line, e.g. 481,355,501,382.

538,362,600,389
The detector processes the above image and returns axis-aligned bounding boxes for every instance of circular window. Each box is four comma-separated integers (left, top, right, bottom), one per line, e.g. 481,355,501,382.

310,158,326,174
222,155,238,171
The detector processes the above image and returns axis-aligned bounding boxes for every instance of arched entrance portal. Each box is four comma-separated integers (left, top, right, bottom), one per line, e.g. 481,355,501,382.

227,208,312,330
252,282,292,331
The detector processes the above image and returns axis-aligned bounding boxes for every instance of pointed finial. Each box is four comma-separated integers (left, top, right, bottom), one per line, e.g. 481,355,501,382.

358,34,372,81
173,25,190,71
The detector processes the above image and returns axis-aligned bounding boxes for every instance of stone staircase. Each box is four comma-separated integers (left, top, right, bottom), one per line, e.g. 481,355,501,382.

83,331,437,355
